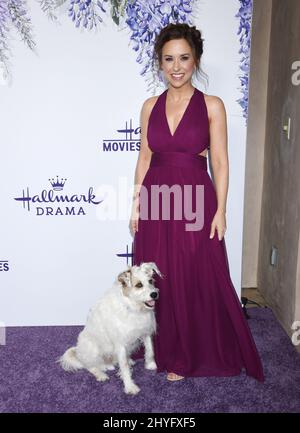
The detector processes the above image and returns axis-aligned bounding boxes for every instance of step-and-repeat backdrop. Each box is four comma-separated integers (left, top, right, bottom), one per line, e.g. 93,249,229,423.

0,0,252,325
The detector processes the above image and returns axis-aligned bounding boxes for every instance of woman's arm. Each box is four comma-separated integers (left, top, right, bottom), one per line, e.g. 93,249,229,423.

206,95,229,240
130,96,156,234
132,98,154,200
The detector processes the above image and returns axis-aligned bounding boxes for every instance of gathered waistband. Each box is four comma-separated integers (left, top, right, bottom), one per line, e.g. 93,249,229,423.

150,151,207,171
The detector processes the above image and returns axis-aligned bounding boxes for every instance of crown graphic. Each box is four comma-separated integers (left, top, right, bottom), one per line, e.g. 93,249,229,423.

49,176,67,191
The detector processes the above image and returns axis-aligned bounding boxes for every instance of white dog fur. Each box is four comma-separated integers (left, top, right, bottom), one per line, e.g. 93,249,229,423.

58,262,163,395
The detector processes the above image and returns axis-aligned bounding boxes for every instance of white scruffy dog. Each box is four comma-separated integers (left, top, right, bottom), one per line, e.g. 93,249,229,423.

58,262,163,395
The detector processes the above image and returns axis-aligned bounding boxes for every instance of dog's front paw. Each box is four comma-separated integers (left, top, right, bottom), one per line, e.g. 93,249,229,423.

128,358,136,366
92,370,109,382
124,383,140,395
96,372,109,382
104,364,116,371
89,367,109,382
145,360,157,370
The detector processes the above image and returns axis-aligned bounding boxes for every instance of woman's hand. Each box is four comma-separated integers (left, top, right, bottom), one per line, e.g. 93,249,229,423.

209,209,226,241
129,197,140,236
129,212,139,236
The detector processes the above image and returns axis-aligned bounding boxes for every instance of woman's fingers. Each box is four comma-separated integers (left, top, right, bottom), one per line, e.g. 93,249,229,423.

209,222,215,239
129,218,139,236
218,227,223,241
210,222,226,240
218,226,226,241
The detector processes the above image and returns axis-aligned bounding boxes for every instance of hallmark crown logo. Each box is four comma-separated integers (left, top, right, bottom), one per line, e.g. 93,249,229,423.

14,176,102,216
49,176,67,191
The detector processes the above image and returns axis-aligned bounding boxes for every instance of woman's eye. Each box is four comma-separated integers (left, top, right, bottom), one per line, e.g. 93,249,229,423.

165,57,189,61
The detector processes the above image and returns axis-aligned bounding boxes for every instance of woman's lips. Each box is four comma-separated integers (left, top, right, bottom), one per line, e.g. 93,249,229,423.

171,73,184,80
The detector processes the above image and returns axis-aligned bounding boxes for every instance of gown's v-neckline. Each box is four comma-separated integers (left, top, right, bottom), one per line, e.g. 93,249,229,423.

164,87,197,138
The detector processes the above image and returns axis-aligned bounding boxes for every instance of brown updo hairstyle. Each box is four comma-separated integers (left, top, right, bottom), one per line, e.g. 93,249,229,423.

153,23,208,88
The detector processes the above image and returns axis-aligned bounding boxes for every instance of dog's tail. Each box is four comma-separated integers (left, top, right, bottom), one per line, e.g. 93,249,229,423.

57,347,83,372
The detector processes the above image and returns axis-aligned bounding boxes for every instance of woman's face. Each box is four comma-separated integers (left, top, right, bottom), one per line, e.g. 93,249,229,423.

160,38,196,87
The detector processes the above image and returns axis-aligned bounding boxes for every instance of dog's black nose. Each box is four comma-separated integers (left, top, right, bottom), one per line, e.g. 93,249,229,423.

150,292,158,299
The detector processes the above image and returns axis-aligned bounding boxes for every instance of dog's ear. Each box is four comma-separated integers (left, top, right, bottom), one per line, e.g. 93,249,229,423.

141,262,164,279
117,268,132,288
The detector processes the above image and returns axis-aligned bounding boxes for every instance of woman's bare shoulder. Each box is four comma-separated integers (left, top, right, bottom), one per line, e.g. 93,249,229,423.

202,93,226,121
142,95,160,111
140,95,160,122
203,93,225,108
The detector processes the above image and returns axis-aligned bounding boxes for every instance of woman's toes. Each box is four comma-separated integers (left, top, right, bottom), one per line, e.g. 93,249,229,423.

167,372,184,381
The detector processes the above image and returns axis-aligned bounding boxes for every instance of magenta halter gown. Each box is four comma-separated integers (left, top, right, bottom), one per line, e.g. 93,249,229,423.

132,87,265,382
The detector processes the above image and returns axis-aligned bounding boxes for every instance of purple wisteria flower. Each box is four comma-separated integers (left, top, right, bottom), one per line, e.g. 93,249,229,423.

0,0,36,83
64,0,195,91
68,0,108,30
125,0,194,91
0,0,11,80
38,0,61,21
236,0,253,122
7,0,36,50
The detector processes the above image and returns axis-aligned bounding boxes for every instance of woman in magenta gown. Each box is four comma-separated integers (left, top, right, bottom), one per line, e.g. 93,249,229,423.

130,23,264,383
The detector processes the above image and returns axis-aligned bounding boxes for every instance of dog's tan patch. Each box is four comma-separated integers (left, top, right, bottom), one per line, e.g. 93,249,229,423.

122,284,131,297
132,275,144,290
118,269,132,297
118,269,131,286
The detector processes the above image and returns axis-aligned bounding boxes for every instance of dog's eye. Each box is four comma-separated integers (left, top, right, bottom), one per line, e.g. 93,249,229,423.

135,282,143,288
149,279,154,285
